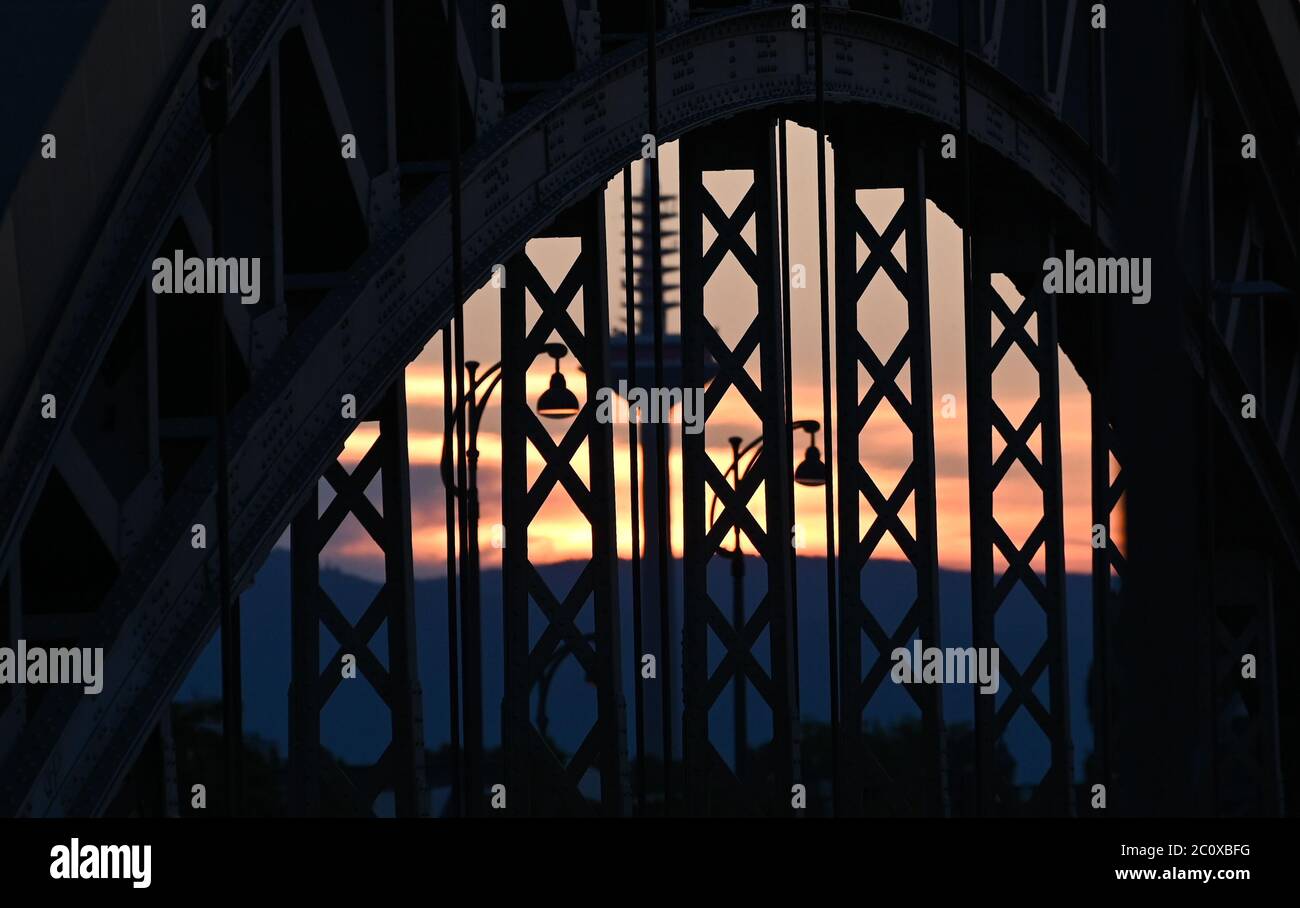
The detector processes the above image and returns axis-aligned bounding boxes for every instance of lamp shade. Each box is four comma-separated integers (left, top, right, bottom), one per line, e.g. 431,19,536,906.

537,371,580,418
794,444,827,486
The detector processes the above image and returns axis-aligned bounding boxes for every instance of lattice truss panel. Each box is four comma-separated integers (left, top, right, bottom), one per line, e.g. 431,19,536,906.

680,120,800,816
499,195,629,817
833,148,946,816
966,239,1073,816
289,380,426,817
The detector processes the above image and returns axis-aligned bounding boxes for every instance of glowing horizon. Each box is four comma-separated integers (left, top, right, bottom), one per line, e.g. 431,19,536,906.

305,127,1106,586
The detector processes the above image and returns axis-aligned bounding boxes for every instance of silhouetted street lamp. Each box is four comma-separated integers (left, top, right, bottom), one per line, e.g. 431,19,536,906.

714,421,827,505
441,345,577,805
441,344,580,596
708,420,825,777
536,343,581,418
793,423,829,487
442,344,580,575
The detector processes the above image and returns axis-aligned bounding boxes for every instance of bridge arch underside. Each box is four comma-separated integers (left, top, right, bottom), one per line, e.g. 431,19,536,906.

2,8,1131,817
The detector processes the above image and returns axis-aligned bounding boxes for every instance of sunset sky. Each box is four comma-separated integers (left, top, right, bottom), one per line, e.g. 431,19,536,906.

312,126,1098,582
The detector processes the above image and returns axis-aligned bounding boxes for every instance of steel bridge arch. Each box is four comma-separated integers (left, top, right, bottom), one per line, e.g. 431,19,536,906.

0,2,1118,816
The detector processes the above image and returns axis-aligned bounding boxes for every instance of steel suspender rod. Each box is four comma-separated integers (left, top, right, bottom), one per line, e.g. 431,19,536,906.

624,164,648,814
644,0,674,815
814,0,840,815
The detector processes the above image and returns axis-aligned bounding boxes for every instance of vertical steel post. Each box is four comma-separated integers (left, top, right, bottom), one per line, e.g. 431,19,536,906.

729,440,748,781
289,486,321,815
777,123,800,732
1039,231,1074,816
447,0,483,819
1106,0,1216,815
643,0,675,812
956,0,997,817
499,277,529,813
1086,2,1116,798
814,0,840,817
622,165,649,813
379,380,429,817
200,35,243,817
905,145,949,818
441,325,464,817
1089,405,1118,794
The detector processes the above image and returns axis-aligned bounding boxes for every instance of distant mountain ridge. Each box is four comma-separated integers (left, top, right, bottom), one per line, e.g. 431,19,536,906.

178,550,1095,785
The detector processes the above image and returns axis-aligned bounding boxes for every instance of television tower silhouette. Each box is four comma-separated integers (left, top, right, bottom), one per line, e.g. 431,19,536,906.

610,164,716,772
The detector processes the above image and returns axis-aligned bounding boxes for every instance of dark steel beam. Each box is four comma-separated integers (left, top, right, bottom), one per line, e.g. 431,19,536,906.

622,164,649,813
644,0,676,813
813,0,839,813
